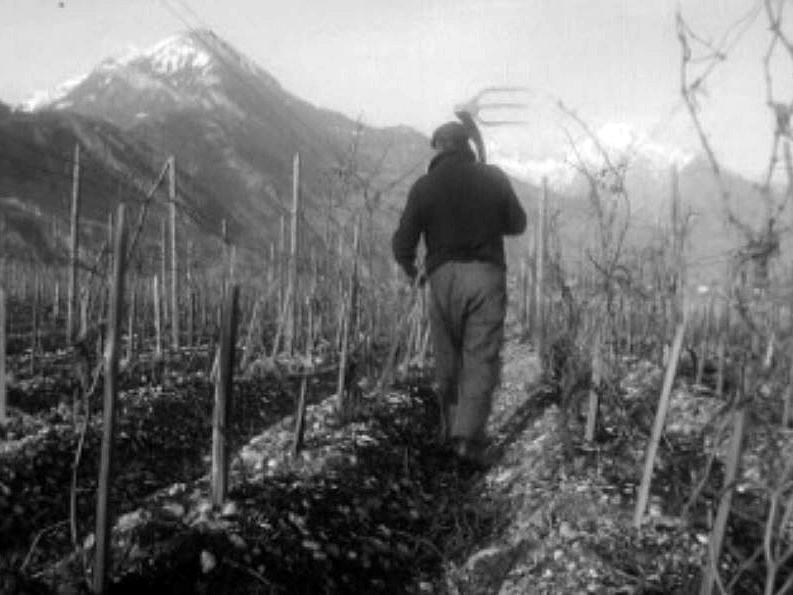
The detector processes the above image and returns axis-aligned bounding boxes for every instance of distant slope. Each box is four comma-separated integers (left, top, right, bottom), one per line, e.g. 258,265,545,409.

18,29,430,261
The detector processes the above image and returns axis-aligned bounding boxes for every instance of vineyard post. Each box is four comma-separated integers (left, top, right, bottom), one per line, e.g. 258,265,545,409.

153,275,162,359
67,143,81,343
169,156,179,350
695,291,711,385
334,234,345,351
784,359,793,427
700,368,749,595
284,153,301,355
31,276,40,374
160,219,168,344
221,219,229,289
92,203,127,595
239,296,262,373
633,320,687,527
715,328,726,398
211,284,239,507
267,242,276,319
527,247,536,339
229,245,237,287
278,214,286,322
671,165,683,320
534,178,548,358
292,373,310,456
307,249,318,352
625,296,634,354
336,216,361,420
188,291,196,349
126,282,136,362
0,286,6,425
585,328,602,442
107,211,114,273
79,288,89,339
53,280,60,334
186,239,194,347
519,259,528,336
293,295,314,457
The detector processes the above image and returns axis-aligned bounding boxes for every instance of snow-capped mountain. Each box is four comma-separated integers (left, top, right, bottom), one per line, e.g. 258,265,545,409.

7,29,772,277
4,29,429,263
18,30,282,128
488,121,695,192
485,117,771,282
19,73,89,112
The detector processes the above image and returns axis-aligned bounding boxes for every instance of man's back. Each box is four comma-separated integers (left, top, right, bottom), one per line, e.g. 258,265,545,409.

392,146,526,278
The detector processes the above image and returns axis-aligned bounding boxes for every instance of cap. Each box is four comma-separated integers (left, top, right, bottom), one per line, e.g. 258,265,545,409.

430,121,470,149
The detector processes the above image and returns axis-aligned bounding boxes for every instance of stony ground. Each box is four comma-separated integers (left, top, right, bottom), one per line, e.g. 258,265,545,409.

4,330,718,594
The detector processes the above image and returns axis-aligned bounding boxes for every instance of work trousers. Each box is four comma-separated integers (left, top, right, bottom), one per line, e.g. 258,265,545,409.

428,261,506,443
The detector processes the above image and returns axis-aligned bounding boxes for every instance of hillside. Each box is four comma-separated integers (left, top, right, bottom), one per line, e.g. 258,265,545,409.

10,29,431,270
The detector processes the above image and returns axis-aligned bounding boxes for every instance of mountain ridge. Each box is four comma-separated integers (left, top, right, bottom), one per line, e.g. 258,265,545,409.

4,30,778,284
4,29,432,271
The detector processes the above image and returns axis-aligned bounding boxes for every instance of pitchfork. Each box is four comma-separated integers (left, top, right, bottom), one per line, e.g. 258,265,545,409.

454,86,532,163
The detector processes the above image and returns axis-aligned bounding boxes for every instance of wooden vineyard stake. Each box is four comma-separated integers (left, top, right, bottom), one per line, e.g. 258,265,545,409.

67,143,81,343
700,371,749,595
336,216,361,421
293,297,312,457
0,286,6,425
160,218,168,339
278,214,286,322
695,293,713,386
221,219,230,292
30,277,39,375
715,330,726,398
284,153,301,355
93,203,127,594
211,284,239,507
126,284,136,362
292,374,310,456
267,242,276,318
239,296,262,373
53,281,60,335
169,156,179,350
527,249,536,339
519,259,528,336
633,320,687,527
153,275,162,359
535,178,548,359
79,288,89,339
670,165,685,327
585,329,602,443
185,240,194,348
187,290,195,348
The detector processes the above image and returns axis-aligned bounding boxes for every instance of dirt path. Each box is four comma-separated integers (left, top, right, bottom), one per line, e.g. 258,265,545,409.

442,333,702,594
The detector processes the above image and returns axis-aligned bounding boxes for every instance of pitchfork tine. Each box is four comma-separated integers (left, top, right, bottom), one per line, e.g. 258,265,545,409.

477,102,529,110
455,86,532,126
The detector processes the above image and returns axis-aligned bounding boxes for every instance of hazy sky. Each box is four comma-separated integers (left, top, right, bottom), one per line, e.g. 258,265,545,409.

0,0,786,177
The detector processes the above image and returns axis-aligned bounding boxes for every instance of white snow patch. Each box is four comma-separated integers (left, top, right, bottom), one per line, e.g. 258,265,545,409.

143,34,212,75
492,152,576,191
18,72,88,112
567,122,694,172
488,120,694,189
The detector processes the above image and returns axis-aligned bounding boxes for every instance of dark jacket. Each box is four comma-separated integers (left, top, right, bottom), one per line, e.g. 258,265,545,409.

392,147,527,279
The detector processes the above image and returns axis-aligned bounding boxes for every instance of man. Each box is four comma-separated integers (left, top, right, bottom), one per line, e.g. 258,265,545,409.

392,120,526,465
